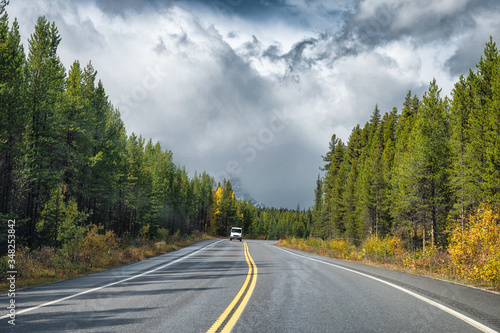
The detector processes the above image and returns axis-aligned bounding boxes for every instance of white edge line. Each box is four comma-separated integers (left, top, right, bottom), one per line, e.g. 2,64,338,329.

274,245,498,333
1,240,223,320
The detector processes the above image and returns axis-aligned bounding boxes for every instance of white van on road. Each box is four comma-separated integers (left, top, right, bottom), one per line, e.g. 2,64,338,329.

229,227,242,241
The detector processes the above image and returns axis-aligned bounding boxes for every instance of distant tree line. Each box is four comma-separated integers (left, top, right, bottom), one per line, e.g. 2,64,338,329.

312,37,500,250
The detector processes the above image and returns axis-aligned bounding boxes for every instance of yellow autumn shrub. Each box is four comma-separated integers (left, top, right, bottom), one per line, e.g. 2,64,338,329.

401,245,449,274
449,206,500,282
306,237,323,249
64,225,119,267
363,235,405,260
327,239,357,259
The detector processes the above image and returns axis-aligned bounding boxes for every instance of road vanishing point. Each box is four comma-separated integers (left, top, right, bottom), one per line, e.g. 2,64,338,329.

1,239,500,332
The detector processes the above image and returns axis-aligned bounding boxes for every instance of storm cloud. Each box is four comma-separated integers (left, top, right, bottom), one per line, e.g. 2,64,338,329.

7,0,500,208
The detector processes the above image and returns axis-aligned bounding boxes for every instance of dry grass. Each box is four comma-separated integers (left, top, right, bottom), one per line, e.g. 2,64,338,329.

278,236,500,292
0,230,210,292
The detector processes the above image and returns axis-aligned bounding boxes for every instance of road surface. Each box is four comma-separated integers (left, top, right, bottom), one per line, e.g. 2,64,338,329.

1,239,499,332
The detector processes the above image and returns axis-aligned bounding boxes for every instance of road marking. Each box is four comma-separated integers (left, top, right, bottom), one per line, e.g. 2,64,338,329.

207,242,257,333
0,240,223,320
275,246,498,333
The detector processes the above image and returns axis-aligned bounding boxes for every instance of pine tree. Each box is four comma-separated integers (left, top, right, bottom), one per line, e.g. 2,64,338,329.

219,179,237,235
0,12,25,215
412,79,451,247
476,38,500,205
390,92,420,247
322,139,345,239
357,105,385,237
343,124,367,241
330,145,347,237
312,175,323,237
197,171,215,232
292,204,306,238
379,108,397,234
36,183,87,247
209,186,224,236
321,134,338,171
236,200,255,237
59,60,91,202
22,16,66,246
449,38,500,229
449,71,476,231
100,105,128,232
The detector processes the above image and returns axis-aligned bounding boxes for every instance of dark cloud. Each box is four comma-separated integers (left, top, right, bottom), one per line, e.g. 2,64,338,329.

95,0,291,21
239,35,261,58
236,140,321,209
262,44,282,62
444,9,500,76
227,31,238,39
201,0,290,20
445,40,484,77
95,0,173,16
258,38,321,85
284,38,317,68
153,37,167,54
61,16,105,56
259,0,500,80
306,0,495,69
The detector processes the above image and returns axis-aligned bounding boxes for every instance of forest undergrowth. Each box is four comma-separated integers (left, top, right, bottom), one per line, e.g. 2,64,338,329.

279,206,500,292
0,228,209,292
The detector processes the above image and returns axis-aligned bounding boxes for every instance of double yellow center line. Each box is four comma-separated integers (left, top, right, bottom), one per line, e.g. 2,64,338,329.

207,242,258,333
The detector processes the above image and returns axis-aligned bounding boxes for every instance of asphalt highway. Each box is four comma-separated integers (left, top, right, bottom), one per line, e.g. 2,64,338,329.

1,239,499,332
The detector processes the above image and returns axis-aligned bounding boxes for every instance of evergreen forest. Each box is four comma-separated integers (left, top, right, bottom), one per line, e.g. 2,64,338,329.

1,8,499,270
311,37,500,252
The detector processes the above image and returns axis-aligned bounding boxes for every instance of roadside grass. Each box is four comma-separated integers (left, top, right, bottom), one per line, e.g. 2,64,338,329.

278,236,500,292
0,229,211,292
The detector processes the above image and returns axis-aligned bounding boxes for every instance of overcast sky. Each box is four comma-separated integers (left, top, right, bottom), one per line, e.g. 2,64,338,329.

6,0,500,209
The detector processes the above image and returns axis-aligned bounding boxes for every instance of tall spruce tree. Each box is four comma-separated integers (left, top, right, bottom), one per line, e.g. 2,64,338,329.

390,92,420,247
449,71,476,231
322,139,345,239
449,38,500,230
321,134,338,171
357,106,385,237
312,175,323,237
343,124,367,241
412,79,451,247
379,108,397,235
475,38,500,204
0,12,24,216
22,16,66,246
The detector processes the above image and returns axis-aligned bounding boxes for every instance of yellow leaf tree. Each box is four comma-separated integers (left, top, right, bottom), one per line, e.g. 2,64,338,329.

208,180,237,236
